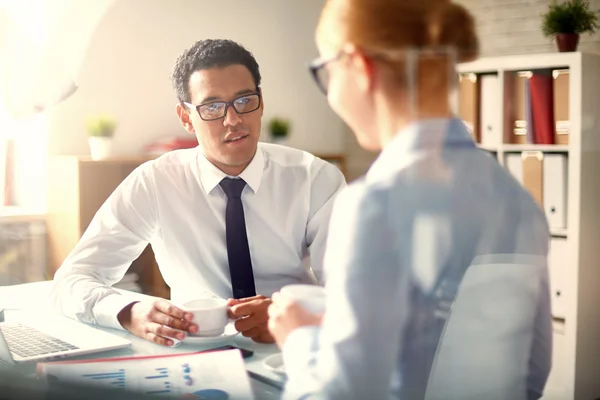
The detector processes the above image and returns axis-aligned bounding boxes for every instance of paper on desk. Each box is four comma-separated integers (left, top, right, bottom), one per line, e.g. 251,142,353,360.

36,349,254,399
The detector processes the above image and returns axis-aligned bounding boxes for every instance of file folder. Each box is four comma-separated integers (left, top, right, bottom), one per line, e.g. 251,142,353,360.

506,72,530,144
458,73,480,142
529,71,555,145
524,76,535,144
505,154,523,184
553,69,570,145
543,154,568,229
480,75,499,146
548,238,568,319
522,152,544,208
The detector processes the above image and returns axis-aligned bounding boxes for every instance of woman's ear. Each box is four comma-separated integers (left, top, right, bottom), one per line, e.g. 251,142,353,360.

347,47,376,94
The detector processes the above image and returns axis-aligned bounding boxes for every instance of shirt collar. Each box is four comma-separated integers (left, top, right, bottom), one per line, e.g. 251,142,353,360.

198,145,264,194
367,117,475,181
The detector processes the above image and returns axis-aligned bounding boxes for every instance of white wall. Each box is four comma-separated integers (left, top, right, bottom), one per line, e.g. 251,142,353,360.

46,0,344,156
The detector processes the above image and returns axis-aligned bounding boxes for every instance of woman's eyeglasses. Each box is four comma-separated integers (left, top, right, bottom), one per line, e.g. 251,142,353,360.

310,49,439,95
309,53,343,95
185,93,261,121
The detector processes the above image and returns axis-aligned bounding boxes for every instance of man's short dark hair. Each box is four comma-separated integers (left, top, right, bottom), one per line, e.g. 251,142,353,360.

171,39,262,104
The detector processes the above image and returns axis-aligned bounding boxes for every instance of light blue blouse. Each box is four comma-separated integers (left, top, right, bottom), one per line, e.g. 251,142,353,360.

281,118,552,400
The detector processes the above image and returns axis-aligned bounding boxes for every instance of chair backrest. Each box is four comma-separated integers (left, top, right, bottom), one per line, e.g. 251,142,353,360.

424,259,543,400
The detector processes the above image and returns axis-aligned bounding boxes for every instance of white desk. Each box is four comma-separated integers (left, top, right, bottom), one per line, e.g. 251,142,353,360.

0,281,285,399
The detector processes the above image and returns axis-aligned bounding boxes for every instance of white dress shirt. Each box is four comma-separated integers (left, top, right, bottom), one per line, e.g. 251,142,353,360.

51,143,346,330
281,118,552,400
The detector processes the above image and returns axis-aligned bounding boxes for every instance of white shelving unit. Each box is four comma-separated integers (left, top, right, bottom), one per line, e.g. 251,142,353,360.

458,52,600,400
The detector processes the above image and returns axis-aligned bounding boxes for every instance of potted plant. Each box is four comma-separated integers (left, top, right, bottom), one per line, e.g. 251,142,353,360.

87,115,116,160
268,117,291,145
542,0,598,52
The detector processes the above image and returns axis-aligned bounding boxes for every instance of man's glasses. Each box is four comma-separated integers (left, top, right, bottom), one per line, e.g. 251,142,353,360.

309,53,343,95
185,93,261,121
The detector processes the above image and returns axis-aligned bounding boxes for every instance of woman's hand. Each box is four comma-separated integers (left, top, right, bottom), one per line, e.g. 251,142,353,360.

267,292,323,348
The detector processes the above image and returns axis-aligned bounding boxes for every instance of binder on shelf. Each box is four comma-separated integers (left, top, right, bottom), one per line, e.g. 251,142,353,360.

529,71,555,145
479,74,500,146
524,76,535,144
522,151,544,207
458,73,480,142
543,154,568,229
505,153,523,184
553,69,570,145
513,121,528,142
506,71,530,144
548,238,568,319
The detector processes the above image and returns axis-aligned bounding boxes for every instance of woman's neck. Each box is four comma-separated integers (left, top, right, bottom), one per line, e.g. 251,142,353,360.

377,91,453,147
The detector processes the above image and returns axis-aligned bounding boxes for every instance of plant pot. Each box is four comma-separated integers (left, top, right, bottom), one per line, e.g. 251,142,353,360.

555,33,580,52
89,136,113,160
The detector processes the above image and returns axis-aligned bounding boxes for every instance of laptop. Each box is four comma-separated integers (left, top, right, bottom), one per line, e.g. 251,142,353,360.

0,309,131,364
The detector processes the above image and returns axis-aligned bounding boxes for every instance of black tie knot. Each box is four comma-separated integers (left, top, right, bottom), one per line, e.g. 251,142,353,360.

220,178,246,199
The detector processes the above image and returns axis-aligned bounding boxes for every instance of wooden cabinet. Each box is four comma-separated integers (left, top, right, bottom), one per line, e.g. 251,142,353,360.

315,153,347,178
46,155,169,298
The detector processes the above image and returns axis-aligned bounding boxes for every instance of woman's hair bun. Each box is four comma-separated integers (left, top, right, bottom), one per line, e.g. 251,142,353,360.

427,1,479,62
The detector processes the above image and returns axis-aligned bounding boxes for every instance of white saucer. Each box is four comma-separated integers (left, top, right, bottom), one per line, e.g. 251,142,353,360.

263,353,286,376
181,323,239,346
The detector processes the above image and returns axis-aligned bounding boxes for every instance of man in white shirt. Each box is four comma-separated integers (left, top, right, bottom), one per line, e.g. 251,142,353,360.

51,39,346,345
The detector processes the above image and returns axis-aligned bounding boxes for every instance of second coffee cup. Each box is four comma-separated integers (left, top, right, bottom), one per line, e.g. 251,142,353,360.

280,284,326,314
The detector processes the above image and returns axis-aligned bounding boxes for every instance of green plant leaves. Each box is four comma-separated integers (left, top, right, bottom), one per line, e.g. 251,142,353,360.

268,117,290,138
86,115,116,137
542,0,599,37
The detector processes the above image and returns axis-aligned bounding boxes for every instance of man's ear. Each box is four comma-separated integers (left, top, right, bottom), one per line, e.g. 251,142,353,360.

258,87,265,117
176,103,195,134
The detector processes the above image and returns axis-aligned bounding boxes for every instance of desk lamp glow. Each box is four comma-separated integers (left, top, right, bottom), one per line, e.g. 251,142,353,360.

0,0,116,287
0,0,117,118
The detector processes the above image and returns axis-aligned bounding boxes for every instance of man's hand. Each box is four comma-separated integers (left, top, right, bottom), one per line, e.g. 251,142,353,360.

227,295,274,343
117,299,199,346
268,292,323,348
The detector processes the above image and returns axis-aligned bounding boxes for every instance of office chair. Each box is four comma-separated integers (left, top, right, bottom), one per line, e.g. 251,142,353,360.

424,258,547,400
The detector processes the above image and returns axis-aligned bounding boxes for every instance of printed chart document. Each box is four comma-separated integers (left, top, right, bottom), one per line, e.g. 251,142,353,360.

36,349,254,399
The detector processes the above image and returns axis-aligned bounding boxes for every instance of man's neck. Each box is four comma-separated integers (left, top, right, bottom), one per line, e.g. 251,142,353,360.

205,151,256,177
218,162,250,177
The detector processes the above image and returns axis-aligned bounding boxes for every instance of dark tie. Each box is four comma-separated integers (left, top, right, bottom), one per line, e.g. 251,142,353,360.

219,178,256,299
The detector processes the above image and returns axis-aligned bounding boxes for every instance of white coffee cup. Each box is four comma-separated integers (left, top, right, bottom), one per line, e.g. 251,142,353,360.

181,298,229,337
280,284,326,314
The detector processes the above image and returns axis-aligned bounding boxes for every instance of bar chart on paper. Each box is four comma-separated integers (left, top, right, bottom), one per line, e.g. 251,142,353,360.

143,367,172,395
38,349,254,399
78,368,126,389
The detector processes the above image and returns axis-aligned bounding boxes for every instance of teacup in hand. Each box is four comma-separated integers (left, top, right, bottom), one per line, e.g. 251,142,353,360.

181,298,228,337
280,284,326,314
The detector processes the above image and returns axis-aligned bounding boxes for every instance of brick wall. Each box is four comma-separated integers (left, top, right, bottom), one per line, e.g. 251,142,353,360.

457,0,600,56
343,0,600,181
